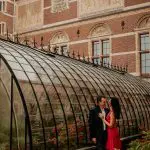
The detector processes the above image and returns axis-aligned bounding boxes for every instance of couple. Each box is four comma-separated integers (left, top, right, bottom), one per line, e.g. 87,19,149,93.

89,96,121,150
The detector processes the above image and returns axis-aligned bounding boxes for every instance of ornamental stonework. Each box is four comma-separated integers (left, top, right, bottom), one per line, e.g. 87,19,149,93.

51,0,69,13
50,32,69,44
90,24,111,38
138,16,150,28
79,0,124,18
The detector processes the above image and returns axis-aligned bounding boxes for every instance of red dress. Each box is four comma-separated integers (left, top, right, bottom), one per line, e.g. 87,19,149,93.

106,112,122,150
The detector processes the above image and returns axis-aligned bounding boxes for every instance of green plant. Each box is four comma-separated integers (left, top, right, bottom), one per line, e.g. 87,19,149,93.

128,130,150,150
0,143,8,150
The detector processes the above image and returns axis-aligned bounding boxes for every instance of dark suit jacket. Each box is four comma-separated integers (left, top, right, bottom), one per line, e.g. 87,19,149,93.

88,106,109,142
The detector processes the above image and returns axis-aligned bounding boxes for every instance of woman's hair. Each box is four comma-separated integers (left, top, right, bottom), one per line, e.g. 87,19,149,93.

110,97,121,119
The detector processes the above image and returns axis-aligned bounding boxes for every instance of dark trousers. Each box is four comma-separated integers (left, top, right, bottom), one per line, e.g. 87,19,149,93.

96,130,107,150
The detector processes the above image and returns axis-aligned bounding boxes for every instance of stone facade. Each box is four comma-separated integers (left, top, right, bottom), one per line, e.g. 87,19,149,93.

78,0,124,18
15,0,43,33
0,0,150,80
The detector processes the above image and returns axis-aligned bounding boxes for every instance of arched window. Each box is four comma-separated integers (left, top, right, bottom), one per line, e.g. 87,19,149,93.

50,32,69,56
89,23,112,65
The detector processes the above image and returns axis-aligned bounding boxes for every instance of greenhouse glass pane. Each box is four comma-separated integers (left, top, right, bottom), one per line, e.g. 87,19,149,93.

13,79,26,149
14,70,28,81
0,77,11,149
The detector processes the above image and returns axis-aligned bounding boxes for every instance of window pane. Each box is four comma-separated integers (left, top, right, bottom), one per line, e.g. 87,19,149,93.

141,53,150,74
140,34,150,74
61,45,67,56
93,41,100,56
103,57,110,65
146,60,150,66
14,70,28,81
146,67,150,72
146,54,150,59
102,40,110,55
8,61,23,71
140,34,150,51
93,58,100,64
3,54,17,62
141,54,146,61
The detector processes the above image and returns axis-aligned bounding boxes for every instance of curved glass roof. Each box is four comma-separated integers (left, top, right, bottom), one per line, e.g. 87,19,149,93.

0,39,150,150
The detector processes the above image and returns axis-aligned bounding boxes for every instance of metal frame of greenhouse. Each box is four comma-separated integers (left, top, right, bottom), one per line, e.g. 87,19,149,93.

0,37,150,150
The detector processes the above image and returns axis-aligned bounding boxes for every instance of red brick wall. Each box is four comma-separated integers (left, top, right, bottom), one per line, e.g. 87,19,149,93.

7,2,14,16
125,0,149,7
44,12,148,42
0,1,14,34
0,13,13,33
108,12,148,35
69,43,88,56
125,53,136,73
44,1,77,25
25,9,149,45
65,24,92,41
112,54,136,72
44,0,51,7
112,35,135,53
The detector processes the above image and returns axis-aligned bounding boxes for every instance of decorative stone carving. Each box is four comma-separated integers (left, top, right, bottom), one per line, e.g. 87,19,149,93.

51,0,69,13
89,24,111,38
138,16,150,28
50,32,69,55
79,0,124,18
50,32,69,44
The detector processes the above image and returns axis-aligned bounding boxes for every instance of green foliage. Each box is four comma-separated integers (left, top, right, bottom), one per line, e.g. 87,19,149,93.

0,143,8,150
0,122,25,150
128,130,150,150
0,124,9,149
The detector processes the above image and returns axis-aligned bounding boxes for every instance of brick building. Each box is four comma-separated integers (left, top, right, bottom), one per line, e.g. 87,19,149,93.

0,0,150,81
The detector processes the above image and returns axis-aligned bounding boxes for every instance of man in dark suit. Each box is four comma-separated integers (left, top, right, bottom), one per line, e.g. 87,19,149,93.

89,96,109,150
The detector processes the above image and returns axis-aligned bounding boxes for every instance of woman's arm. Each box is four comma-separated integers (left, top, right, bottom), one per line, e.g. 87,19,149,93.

103,112,115,128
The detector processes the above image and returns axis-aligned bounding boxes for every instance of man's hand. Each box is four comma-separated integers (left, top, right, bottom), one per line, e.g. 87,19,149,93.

99,113,104,119
92,138,96,144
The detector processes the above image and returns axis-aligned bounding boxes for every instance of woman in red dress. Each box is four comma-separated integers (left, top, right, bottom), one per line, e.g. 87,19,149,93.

99,97,122,150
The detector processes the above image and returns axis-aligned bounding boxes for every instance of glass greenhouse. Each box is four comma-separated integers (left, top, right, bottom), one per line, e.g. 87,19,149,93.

0,38,150,150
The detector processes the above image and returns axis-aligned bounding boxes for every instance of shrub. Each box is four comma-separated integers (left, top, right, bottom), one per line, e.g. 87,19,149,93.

128,130,150,150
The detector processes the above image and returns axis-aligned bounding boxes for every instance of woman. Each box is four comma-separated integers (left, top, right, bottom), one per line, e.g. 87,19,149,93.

99,97,122,150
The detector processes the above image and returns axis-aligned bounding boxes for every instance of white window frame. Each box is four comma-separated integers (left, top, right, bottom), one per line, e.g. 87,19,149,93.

139,33,150,76
0,22,6,35
92,39,111,65
0,0,7,12
52,44,69,56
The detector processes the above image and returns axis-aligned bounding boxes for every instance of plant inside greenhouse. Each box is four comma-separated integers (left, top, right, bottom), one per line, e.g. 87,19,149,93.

0,38,150,150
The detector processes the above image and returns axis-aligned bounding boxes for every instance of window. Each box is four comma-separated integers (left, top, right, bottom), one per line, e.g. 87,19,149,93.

53,45,68,56
53,46,59,54
102,40,110,64
0,0,7,12
140,33,150,76
92,39,110,65
93,41,100,64
0,22,6,35
61,45,68,56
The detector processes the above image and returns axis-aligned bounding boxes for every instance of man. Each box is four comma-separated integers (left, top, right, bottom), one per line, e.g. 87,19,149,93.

88,96,109,150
